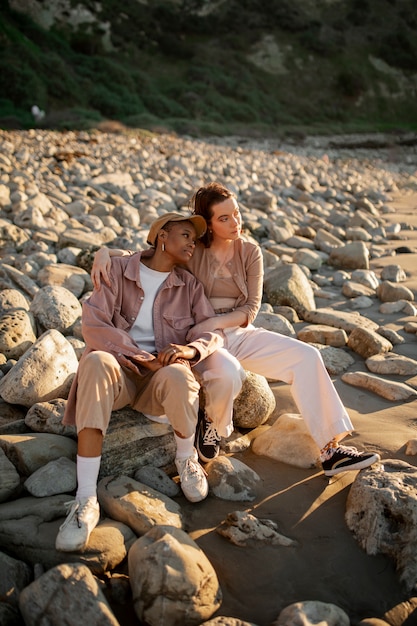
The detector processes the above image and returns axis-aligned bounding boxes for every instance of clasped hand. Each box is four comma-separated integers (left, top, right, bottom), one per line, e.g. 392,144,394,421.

136,344,197,372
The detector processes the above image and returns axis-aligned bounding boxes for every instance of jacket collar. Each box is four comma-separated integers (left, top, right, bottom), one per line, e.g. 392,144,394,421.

124,250,186,287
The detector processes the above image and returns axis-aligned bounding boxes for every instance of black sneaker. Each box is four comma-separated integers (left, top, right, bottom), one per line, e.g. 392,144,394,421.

195,410,221,463
321,444,380,477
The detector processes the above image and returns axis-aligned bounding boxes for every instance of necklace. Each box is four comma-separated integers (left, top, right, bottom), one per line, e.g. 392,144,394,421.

210,243,234,278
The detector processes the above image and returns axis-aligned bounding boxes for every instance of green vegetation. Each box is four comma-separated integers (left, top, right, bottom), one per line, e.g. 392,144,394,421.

1,0,417,136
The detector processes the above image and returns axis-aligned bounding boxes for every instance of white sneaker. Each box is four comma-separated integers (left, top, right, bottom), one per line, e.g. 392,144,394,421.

175,449,209,503
55,497,100,552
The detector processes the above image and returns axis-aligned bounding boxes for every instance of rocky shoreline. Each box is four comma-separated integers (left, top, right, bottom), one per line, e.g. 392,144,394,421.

1,128,417,625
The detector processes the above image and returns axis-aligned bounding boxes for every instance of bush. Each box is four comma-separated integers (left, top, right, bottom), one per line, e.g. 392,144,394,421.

335,69,367,99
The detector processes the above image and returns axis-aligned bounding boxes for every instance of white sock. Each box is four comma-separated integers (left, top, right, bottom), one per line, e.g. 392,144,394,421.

174,434,195,459
76,455,101,501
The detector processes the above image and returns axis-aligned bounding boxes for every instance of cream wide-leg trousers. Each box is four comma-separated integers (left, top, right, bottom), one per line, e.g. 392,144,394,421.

221,325,354,450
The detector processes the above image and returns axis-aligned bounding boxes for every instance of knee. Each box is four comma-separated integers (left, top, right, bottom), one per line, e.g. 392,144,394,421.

78,351,119,386
82,351,115,372
298,341,323,366
161,363,199,389
200,352,244,385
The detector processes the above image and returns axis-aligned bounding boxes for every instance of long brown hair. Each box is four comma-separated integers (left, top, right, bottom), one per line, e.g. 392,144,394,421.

190,182,235,247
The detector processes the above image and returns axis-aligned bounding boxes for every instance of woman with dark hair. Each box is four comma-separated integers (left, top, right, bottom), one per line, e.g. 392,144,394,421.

92,183,380,477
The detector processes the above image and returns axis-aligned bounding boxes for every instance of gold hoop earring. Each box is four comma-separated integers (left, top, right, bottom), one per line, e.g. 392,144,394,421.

162,243,165,252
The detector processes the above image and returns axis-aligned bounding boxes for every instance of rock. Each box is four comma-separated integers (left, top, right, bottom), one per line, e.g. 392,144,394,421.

202,618,259,626
376,281,414,302
351,269,380,289
346,226,372,241
383,597,417,625
310,343,355,375
0,288,30,314
217,510,296,547
380,264,407,282
405,439,417,455
342,280,375,298
376,326,405,345
252,414,320,469
233,371,276,429
292,248,323,270
128,525,222,626
24,457,77,497
19,562,120,626
0,494,136,574
222,425,269,454
303,307,378,331
329,241,370,270
24,399,76,437
341,371,417,401
0,309,37,359
37,263,91,298
205,456,261,501
297,324,348,347
314,228,344,253
134,465,181,498
346,460,417,591
404,321,417,334
366,353,417,376
99,408,175,478
58,228,116,250
253,311,295,336
29,285,82,334
347,327,393,358
97,474,183,535
272,600,350,626
263,263,316,316
0,330,79,407
349,295,374,309
0,552,32,608
0,264,39,297
273,306,300,323
0,432,77,476
379,300,410,314
0,448,20,502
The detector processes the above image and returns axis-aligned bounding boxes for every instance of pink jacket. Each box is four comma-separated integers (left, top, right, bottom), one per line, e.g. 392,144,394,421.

63,250,223,425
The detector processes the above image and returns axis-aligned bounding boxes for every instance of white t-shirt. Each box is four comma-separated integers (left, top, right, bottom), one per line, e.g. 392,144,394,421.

128,262,170,353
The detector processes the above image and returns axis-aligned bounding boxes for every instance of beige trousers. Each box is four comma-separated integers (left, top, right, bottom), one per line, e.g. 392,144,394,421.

75,351,200,438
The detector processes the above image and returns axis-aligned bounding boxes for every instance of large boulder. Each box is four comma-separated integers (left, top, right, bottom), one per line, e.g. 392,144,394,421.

0,329,79,407
346,459,417,591
233,371,276,429
263,263,316,316
128,525,222,626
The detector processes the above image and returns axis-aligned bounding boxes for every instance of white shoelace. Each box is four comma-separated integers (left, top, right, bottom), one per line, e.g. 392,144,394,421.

336,445,361,457
177,456,207,480
59,501,81,531
324,445,362,461
203,423,220,446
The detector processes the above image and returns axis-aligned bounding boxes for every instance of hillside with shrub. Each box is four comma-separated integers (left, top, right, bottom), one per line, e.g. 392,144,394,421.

1,0,417,137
